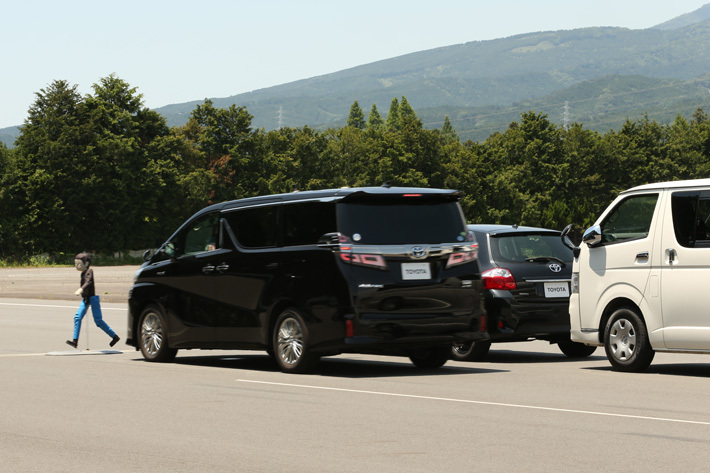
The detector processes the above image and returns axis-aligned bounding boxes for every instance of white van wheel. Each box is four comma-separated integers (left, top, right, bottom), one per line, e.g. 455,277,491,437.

604,307,654,372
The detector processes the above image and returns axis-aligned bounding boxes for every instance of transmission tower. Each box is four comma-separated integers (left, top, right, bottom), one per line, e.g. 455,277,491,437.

276,106,284,129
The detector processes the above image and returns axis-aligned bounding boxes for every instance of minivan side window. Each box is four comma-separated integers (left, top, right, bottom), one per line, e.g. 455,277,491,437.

672,191,710,248
282,201,337,246
224,206,278,248
600,193,658,244
183,213,220,255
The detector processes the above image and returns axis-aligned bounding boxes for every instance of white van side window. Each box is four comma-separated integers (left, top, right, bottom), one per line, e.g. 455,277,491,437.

672,191,710,248
601,194,658,244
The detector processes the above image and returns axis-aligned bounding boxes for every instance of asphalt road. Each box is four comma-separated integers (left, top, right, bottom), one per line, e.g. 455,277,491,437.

2,296,710,472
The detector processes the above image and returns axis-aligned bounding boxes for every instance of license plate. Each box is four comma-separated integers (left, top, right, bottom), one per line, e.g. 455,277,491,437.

401,263,431,280
544,281,569,298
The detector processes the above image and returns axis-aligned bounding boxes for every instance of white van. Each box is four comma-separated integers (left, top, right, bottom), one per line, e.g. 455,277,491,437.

563,178,710,371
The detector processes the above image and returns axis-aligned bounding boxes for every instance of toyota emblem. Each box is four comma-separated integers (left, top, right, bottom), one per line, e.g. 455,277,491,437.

548,263,562,273
411,246,427,259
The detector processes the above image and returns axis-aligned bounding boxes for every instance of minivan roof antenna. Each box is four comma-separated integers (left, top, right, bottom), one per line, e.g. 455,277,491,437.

382,181,392,188
513,224,519,229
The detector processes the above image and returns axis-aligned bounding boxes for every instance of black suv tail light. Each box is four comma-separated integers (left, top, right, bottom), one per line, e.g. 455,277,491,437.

482,267,516,290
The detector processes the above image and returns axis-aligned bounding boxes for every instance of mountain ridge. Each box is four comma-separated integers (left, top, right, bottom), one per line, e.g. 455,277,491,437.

3,4,710,146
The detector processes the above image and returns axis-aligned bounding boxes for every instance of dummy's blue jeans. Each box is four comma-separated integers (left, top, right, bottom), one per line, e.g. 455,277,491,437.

73,295,116,340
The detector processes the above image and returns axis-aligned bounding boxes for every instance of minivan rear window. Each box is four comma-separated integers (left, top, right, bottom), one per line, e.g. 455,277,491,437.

337,201,466,245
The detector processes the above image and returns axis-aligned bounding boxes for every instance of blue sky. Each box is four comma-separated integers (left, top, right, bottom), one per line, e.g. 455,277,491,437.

2,0,709,128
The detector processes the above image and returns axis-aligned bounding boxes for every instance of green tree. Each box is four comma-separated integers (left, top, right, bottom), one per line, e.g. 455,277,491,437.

399,96,418,124
347,100,366,129
366,103,383,131
10,80,87,254
440,116,459,144
9,76,189,255
385,97,400,132
0,142,18,255
186,100,259,202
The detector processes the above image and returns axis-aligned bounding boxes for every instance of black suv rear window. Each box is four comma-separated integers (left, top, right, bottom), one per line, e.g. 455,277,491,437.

490,233,572,264
337,201,466,245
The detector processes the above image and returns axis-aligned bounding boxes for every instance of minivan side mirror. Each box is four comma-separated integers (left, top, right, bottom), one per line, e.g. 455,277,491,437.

561,224,581,258
142,249,152,262
317,232,342,247
582,225,603,248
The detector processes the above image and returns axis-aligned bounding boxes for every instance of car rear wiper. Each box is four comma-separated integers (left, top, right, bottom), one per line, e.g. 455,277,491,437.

524,256,567,266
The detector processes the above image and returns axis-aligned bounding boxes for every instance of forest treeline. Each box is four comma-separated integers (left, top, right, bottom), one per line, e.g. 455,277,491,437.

1,75,710,259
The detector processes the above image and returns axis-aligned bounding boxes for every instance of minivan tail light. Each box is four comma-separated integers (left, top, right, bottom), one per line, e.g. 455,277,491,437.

339,253,388,270
446,247,478,268
481,267,516,290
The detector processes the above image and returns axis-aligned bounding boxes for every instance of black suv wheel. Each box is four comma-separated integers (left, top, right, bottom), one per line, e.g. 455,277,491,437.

451,341,491,361
557,340,597,358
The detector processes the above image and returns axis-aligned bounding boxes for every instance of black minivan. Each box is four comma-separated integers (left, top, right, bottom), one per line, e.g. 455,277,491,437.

127,186,487,373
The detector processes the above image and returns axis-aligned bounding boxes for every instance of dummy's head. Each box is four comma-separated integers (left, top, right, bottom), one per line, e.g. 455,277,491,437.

74,253,91,272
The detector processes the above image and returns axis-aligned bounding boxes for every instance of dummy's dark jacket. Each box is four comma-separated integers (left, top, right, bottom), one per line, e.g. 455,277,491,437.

80,268,96,302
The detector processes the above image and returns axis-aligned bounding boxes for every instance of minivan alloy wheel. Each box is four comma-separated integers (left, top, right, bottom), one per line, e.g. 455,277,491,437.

277,317,304,365
141,312,163,357
138,305,177,362
272,309,320,373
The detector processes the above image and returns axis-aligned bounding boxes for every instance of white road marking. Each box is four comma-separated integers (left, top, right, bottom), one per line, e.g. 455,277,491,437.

236,379,710,426
0,350,129,358
0,302,126,311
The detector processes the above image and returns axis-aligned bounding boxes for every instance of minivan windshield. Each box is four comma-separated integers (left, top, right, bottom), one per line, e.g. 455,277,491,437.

337,201,466,245
490,233,573,264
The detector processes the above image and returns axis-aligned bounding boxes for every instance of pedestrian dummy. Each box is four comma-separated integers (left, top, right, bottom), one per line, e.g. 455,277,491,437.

65,253,120,348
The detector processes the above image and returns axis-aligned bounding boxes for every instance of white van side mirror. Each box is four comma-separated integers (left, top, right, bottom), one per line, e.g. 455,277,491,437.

582,225,603,247
561,224,581,258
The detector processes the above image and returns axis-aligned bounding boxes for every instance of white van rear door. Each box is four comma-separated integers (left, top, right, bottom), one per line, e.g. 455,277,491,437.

660,189,710,350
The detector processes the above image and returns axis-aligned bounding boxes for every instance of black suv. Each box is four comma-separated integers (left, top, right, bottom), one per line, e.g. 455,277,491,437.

127,186,487,373
451,224,596,361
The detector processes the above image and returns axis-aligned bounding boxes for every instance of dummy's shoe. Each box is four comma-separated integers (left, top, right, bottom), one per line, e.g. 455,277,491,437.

65,339,78,348
110,335,120,347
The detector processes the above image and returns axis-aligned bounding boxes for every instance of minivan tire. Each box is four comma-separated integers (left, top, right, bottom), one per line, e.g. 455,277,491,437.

410,345,450,369
138,305,178,362
450,341,491,361
273,309,320,373
558,340,597,358
604,307,655,372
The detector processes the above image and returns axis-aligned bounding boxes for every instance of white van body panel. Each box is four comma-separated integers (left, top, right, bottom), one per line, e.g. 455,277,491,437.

658,184,710,349
572,178,710,355
571,190,665,347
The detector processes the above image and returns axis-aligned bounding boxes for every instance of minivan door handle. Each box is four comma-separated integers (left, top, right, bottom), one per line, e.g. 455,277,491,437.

636,251,649,259
216,264,230,272
202,265,215,274
668,248,677,264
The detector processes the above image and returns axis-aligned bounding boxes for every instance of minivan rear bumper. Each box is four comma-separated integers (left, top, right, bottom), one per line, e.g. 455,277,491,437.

337,310,488,355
